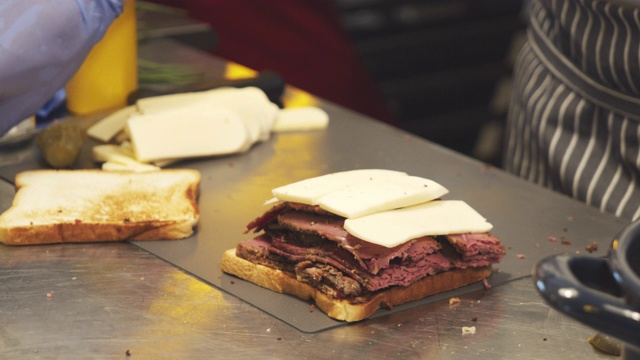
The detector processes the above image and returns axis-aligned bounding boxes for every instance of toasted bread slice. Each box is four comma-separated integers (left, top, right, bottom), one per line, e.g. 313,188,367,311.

0,169,200,245
221,248,491,322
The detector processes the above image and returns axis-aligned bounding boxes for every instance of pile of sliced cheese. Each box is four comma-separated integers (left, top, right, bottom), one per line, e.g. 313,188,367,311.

87,87,329,172
267,169,493,248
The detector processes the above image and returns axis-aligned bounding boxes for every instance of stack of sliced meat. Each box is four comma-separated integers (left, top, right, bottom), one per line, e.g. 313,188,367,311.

237,202,506,301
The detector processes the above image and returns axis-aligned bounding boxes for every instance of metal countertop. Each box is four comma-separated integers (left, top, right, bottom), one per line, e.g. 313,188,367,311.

0,40,630,359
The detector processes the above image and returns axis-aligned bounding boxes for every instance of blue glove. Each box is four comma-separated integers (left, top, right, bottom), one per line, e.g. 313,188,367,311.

0,0,123,136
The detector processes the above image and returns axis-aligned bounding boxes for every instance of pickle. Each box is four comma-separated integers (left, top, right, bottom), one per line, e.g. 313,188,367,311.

36,121,86,168
588,333,621,356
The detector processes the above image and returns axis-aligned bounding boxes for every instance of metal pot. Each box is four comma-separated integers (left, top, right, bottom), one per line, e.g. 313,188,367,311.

534,219,640,359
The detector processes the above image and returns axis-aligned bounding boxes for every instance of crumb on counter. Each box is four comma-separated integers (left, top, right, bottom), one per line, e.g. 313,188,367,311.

482,278,491,290
462,326,476,335
585,241,598,253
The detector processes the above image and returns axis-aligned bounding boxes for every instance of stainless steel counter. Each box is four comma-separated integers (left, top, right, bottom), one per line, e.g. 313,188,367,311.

0,236,617,359
0,40,630,358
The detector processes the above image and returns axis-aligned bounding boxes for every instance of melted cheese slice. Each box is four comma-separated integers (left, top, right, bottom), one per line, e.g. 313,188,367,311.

271,169,449,218
344,200,493,248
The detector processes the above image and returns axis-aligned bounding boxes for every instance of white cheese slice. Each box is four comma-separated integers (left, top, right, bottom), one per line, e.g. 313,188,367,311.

92,143,136,163
206,88,268,148
126,106,248,162
87,105,137,142
225,87,279,141
343,200,494,248
135,87,277,152
273,106,329,132
271,169,448,218
271,169,409,205
92,144,160,172
318,176,448,218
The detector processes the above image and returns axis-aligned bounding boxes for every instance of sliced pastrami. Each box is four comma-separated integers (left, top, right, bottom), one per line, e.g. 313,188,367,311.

237,202,505,300
275,210,441,274
235,232,455,296
445,233,506,268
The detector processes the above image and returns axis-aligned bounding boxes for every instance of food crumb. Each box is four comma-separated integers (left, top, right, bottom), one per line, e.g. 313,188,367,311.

449,297,461,306
585,242,598,253
482,278,491,290
46,292,53,299
462,326,476,335
277,337,282,341
309,304,316,313
471,316,478,322
230,280,235,285
561,240,572,245
547,236,558,242
516,254,526,259
126,349,131,356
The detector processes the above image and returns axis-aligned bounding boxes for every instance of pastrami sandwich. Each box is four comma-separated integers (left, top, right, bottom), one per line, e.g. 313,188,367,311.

221,169,506,322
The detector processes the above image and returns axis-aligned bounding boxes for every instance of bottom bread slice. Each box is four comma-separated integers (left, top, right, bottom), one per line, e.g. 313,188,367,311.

221,248,492,322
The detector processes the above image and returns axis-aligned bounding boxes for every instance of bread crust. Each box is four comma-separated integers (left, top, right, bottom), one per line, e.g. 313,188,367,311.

221,248,492,322
0,169,200,245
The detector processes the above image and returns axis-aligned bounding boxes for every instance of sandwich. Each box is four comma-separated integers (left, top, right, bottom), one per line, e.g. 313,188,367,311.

0,169,200,245
221,169,506,322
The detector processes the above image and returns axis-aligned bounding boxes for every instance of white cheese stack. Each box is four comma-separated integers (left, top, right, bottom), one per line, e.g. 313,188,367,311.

268,169,494,248
86,87,329,171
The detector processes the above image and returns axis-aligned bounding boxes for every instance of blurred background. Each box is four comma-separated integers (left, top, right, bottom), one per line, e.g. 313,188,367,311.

138,0,526,166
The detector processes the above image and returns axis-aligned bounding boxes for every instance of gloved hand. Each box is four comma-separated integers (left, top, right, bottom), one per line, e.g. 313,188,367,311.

0,0,123,136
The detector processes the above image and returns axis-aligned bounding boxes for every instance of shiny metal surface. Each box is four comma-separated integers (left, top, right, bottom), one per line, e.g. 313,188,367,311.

0,241,612,359
0,40,627,358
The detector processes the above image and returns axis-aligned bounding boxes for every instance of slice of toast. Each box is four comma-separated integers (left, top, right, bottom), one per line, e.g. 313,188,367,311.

0,169,200,245
221,248,491,322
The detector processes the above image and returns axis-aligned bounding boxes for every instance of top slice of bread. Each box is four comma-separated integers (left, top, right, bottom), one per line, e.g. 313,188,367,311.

0,169,200,245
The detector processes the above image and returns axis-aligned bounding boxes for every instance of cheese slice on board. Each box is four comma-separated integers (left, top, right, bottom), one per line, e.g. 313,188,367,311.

318,176,448,218
271,169,409,205
344,200,493,248
271,169,448,218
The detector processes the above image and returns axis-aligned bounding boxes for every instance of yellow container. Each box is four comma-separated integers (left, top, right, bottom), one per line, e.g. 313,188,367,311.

66,0,137,115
